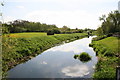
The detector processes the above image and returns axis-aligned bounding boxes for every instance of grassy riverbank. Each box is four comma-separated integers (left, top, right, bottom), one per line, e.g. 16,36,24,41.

2,32,88,76
89,37,120,79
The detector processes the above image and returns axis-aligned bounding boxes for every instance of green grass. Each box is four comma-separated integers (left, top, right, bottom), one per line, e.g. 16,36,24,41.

90,37,119,79
2,32,88,77
95,37,119,53
6,32,47,38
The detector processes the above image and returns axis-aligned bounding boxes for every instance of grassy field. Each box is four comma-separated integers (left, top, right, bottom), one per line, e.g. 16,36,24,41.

6,32,87,38
2,32,88,77
6,32,47,38
89,37,120,79
95,37,119,53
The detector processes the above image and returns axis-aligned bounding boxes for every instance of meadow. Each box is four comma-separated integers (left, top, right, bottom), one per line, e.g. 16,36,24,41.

89,37,120,78
5,32,47,38
2,32,88,76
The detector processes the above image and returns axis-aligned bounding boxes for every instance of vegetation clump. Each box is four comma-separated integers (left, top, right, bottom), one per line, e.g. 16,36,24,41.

74,52,91,62
74,54,79,59
92,35,107,41
79,52,91,62
47,30,54,35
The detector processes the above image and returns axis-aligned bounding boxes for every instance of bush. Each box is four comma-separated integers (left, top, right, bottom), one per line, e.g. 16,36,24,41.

79,52,91,62
47,30,54,35
89,43,93,47
107,33,113,37
52,29,61,34
2,27,10,34
74,54,79,59
92,35,107,41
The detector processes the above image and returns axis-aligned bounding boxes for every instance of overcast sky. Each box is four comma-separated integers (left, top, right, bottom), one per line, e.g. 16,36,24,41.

1,0,119,29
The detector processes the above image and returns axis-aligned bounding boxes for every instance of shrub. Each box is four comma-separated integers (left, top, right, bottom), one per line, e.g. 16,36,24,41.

74,54,79,59
107,33,113,37
52,29,61,34
89,43,93,47
92,35,107,41
75,36,79,39
47,30,54,35
79,52,91,62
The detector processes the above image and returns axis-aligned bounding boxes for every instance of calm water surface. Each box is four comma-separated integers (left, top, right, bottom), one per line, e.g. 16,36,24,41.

8,36,98,78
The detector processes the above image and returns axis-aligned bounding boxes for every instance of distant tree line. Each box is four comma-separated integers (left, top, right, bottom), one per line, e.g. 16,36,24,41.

2,20,58,33
97,10,120,36
2,19,95,35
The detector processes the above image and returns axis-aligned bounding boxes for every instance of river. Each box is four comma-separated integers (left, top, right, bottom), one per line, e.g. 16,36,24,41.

7,36,98,78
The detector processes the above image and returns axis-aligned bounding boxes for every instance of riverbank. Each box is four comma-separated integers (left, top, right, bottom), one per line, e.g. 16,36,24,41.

2,32,88,76
89,36,120,78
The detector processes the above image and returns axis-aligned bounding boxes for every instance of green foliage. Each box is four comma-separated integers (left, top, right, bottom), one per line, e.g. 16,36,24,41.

97,10,120,36
2,20,96,35
47,30,54,35
92,35,107,41
73,52,92,62
74,54,79,59
104,49,114,57
4,20,58,33
2,27,9,34
93,57,117,79
90,37,119,78
96,27,104,36
79,52,91,62
52,28,61,34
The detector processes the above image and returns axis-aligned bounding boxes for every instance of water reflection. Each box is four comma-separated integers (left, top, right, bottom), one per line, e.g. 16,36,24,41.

88,36,90,38
46,37,93,54
61,64,89,77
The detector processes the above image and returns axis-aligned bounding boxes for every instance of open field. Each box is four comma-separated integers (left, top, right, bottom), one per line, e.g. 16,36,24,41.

5,32,87,38
2,32,88,76
5,32,47,38
89,37,120,78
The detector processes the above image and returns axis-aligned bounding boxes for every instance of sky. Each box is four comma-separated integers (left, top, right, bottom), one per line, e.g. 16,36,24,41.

0,0,119,29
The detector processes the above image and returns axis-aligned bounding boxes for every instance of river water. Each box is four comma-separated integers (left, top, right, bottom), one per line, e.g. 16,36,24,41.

7,36,98,78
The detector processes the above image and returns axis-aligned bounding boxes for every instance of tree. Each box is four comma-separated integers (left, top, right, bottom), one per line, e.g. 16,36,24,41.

3,20,60,33
96,27,104,36
97,10,120,36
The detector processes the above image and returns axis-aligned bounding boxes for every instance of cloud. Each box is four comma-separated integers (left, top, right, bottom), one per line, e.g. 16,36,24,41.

61,64,89,77
46,42,85,53
5,0,118,29
24,10,101,29
40,61,47,65
17,6,25,9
